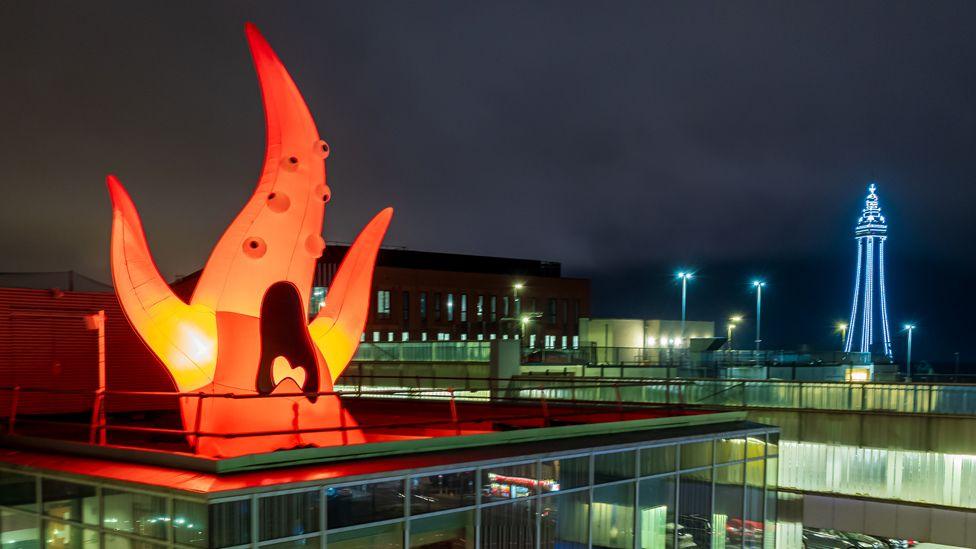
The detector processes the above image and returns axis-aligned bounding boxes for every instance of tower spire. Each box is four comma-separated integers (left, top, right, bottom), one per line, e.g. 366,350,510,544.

844,183,893,358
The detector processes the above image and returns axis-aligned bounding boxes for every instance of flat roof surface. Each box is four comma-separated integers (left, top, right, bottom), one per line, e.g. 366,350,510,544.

0,401,760,497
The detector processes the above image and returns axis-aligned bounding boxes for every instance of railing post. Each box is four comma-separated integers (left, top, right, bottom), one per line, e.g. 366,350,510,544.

88,390,105,445
539,385,550,427
8,386,20,435
190,393,205,454
449,388,460,435
614,383,623,417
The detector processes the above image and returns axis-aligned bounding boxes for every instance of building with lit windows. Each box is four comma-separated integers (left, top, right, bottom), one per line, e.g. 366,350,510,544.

313,245,590,348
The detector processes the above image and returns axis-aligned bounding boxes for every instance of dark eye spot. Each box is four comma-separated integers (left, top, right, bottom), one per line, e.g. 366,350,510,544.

288,156,298,164
249,241,258,249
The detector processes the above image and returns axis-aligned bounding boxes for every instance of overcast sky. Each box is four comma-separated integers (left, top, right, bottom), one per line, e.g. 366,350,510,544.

1,2,973,361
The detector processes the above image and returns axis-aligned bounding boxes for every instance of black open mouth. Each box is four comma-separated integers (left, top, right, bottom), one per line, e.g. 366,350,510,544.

255,281,320,402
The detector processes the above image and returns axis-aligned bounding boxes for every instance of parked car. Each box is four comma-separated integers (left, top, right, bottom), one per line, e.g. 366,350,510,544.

875,538,916,549
839,531,887,549
803,528,857,548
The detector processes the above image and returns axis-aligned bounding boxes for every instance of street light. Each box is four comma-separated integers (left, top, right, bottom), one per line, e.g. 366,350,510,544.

836,322,848,349
904,323,916,382
676,271,693,342
752,280,766,351
727,315,743,349
513,283,524,317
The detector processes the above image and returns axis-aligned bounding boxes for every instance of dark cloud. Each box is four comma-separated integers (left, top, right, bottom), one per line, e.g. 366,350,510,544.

0,1,973,360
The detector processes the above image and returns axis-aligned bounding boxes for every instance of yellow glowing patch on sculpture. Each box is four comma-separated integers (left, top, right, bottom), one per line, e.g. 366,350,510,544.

107,23,392,457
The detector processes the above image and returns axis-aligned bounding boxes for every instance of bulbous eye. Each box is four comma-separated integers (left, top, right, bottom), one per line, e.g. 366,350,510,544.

281,156,300,171
314,184,332,203
314,139,330,159
267,191,291,213
243,237,267,258
305,233,325,258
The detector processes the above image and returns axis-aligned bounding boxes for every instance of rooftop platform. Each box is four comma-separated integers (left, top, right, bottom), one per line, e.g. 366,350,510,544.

0,391,749,496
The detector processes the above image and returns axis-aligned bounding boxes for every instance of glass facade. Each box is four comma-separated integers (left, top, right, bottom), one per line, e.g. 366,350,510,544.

0,429,777,548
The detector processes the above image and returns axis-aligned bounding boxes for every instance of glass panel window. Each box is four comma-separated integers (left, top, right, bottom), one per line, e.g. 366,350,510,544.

43,521,98,549
102,488,168,540
483,463,537,502
262,537,320,548
410,471,475,515
2,508,39,548
377,290,391,319
104,533,167,548
746,435,766,459
480,500,534,549
767,433,779,456
0,470,36,511
540,455,589,492
329,523,403,549
410,510,475,548
594,450,635,484
420,292,428,322
210,500,251,548
490,296,497,322
42,479,98,525
744,459,766,548
309,286,327,316
548,299,557,324
678,470,712,548
402,291,410,321
446,294,454,321
592,483,634,549
715,463,745,547
638,476,675,549
765,457,779,548
476,295,484,321
259,490,319,541
641,445,676,476
540,491,588,548
716,437,746,463
435,293,442,321
460,294,467,322
502,296,510,317
680,440,713,469
173,500,207,548
327,480,404,529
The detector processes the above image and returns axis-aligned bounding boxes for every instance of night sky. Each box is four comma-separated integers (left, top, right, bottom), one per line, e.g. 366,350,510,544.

1,2,974,364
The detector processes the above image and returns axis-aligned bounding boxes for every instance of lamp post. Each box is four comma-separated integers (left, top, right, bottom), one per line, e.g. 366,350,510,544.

752,280,766,351
904,323,915,382
837,323,848,349
727,315,743,350
677,272,693,342
513,283,523,316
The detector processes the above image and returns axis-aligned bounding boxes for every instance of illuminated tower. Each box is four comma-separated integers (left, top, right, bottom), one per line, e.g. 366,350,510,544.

844,184,893,358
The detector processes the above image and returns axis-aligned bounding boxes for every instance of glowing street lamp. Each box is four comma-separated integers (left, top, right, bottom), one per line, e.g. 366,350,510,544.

676,271,693,342
727,315,743,349
513,283,524,317
752,280,766,351
836,322,848,349
904,324,916,382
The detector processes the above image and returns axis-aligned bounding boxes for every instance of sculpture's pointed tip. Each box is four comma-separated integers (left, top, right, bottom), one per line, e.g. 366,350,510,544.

105,174,128,207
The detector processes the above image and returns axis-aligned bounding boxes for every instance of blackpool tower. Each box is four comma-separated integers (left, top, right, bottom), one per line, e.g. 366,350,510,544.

844,184,893,358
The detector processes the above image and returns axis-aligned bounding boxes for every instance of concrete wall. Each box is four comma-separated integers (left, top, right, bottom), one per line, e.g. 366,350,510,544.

803,493,976,547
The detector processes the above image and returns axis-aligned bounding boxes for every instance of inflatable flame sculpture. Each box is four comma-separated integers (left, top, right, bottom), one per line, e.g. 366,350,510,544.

107,24,392,457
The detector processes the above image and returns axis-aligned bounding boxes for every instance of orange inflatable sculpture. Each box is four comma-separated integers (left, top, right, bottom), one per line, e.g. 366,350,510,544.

107,24,392,457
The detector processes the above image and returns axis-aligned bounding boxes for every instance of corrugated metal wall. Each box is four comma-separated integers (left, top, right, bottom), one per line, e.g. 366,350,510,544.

0,287,177,416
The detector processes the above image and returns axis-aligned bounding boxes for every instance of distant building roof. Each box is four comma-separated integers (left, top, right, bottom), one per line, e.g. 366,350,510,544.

324,244,563,278
0,271,112,293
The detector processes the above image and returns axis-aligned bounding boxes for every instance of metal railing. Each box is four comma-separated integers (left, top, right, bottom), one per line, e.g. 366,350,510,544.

337,374,976,417
0,381,674,454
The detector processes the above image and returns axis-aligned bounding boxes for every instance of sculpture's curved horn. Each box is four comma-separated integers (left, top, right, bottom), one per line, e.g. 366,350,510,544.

191,22,326,318
107,175,217,392
310,207,393,382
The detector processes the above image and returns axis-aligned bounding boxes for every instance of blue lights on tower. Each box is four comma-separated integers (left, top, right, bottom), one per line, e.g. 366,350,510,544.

844,183,893,358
